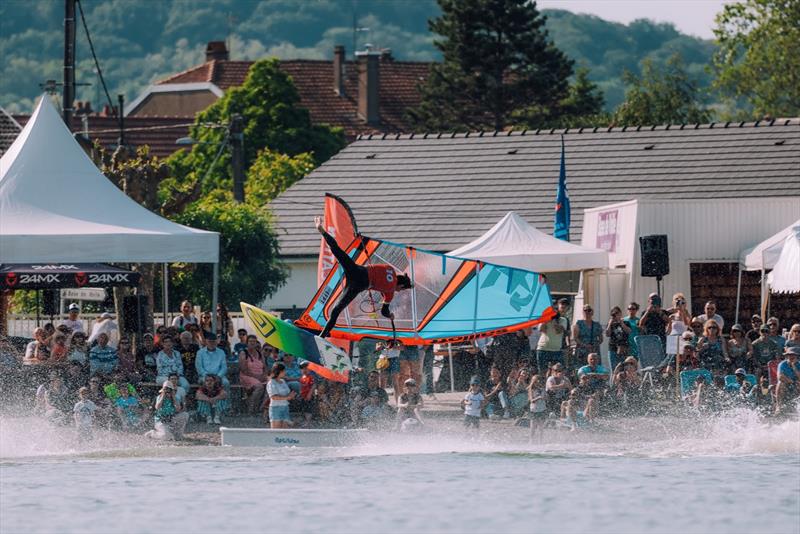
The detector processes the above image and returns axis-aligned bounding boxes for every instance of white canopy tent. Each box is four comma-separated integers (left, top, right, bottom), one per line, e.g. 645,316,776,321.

0,96,220,324
449,211,608,272
735,218,800,318
767,225,800,294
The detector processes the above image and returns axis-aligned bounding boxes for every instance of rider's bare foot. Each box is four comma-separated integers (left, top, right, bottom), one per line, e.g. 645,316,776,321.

314,216,325,234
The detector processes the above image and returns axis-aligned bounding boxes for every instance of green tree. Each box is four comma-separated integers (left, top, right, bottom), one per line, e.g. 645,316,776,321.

711,0,800,118
166,58,345,198
516,67,609,128
407,0,574,131
613,54,711,126
168,192,287,310
245,149,316,207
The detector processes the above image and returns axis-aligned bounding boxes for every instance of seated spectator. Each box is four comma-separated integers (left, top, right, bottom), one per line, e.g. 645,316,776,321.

232,329,248,357
361,391,390,426
196,374,228,425
483,366,510,419
689,318,705,340
155,337,189,390
732,368,755,401
114,383,147,430
227,328,247,383
42,322,56,345
298,361,316,426
135,333,159,381
146,380,189,440
545,363,571,415
88,333,118,377
153,325,167,347
195,333,229,387
73,387,97,440
696,300,725,332
786,323,800,349
461,376,485,429
746,315,763,343
507,367,531,416
752,324,780,376
317,381,347,425
696,320,728,372
238,335,269,415
185,323,203,347
35,372,72,424
24,327,50,363
612,356,642,404
577,352,610,396
563,376,596,429
775,346,800,415
678,342,699,371
116,337,142,384
167,373,188,411
171,300,198,330
766,317,786,351
727,324,753,374
280,353,302,395
62,303,85,334
266,362,295,429
396,378,424,428
64,360,87,391
50,333,69,362
86,375,113,427
689,375,709,410
103,373,138,403
527,375,547,438
177,331,200,384
68,331,90,367
199,311,214,343
351,370,389,423
88,312,118,348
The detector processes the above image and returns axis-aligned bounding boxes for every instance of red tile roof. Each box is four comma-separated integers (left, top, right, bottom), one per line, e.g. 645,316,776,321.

158,58,431,138
13,114,192,159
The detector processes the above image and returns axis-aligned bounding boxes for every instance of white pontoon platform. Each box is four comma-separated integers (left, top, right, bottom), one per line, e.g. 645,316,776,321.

220,427,368,447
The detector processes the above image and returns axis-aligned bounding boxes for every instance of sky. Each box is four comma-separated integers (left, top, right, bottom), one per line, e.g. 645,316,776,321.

537,0,733,39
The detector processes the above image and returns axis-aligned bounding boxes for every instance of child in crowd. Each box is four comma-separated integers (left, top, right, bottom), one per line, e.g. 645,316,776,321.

73,387,97,440
461,376,485,429
115,385,146,430
298,361,316,426
396,378,424,429
527,375,547,439
196,374,229,425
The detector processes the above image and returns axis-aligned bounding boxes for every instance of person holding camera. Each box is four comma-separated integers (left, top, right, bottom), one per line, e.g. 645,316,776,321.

666,293,691,336
536,300,569,376
147,380,189,440
639,293,669,347
605,306,631,370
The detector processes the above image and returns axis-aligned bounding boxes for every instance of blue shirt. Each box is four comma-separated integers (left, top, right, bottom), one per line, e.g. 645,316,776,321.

777,359,798,382
283,360,302,380
578,364,610,388
769,335,787,351
195,347,228,379
89,345,118,374
156,350,184,377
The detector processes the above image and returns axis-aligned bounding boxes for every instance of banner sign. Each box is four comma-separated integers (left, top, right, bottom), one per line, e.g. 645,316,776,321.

596,209,619,253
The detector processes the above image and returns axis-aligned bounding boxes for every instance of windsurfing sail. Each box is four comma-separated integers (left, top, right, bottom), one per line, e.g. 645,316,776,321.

296,199,556,345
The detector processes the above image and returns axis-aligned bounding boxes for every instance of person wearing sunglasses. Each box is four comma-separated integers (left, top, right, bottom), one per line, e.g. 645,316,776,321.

766,317,786,351
696,320,729,372
623,303,641,357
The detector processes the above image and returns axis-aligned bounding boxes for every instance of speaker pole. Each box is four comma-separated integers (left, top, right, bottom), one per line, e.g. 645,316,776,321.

656,274,663,301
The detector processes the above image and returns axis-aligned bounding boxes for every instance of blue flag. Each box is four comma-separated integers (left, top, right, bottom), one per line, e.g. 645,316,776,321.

554,135,570,241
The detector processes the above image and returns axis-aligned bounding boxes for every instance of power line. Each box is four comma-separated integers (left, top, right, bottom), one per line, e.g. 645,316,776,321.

76,0,115,116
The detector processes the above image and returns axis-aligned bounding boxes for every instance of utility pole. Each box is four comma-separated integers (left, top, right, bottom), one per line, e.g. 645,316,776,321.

230,114,245,203
117,94,125,147
63,0,77,126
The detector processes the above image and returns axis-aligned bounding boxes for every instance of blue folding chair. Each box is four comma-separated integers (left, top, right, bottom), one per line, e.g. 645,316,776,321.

634,335,670,388
680,369,713,399
724,374,757,392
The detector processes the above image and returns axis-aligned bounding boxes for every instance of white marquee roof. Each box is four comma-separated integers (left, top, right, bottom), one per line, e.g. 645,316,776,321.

767,225,800,294
449,211,608,272
739,218,800,271
0,96,218,263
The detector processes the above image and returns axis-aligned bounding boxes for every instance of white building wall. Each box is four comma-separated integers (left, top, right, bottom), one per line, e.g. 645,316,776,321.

260,257,317,310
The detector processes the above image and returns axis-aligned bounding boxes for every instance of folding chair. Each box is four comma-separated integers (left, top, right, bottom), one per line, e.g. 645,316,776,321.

724,374,757,392
634,335,670,389
680,369,713,399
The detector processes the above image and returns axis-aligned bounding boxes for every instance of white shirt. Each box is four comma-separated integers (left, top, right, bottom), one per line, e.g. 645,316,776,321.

697,313,725,331
463,391,484,417
88,319,119,347
171,314,198,329
529,387,546,413
61,318,84,333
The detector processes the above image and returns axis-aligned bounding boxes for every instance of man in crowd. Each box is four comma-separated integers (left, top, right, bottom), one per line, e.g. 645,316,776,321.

639,293,669,347
752,324,780,375
746,315,763,343
577,352,610,397
775,346,800,415
351,370,389,422
766,317,786,351
89,332,118,377
195,332,229,387
536,298,569,373
177,331,200,384
697,300,725,332
61,303,84,333
172,300,198,330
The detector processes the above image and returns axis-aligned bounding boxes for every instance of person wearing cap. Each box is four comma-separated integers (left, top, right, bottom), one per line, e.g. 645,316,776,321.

746,315,763,343
731,368,756,401
678,342,698,371
396,378,423,427
727,324,753,374
572,305,603,368
61,303,84,334
147,380,189,440
639,293,669,347
461,376,485,429
195,332,229,388
752,324,780,374
775,346,800,414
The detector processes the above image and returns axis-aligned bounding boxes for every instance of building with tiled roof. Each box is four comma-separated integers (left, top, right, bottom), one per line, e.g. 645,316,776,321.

0,107,23,156
127,41,430,140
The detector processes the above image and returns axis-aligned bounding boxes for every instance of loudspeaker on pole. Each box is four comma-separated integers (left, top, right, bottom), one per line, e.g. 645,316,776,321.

639,234,670,278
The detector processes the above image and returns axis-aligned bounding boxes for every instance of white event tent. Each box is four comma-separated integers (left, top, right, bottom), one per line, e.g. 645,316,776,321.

449,211,608,272
0,96,220,321
767,225,800,295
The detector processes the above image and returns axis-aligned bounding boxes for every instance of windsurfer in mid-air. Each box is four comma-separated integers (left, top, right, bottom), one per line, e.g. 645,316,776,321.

315,216,412,339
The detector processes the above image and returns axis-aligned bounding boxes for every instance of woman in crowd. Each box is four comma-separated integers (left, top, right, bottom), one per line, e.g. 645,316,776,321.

199,311,214,345
34,372,72,423
185,323,204,347
545,363,571,415
266,362,295,428
696,319,729,372
605,306,631,370
573,305,603,369
508,367,532,417
689,318,705,340
155,336,189,390
623,302,641,357
196,374,229,425
612,356,642,406
727,324,753,374
666,292,691,336
239,335,269,414
24,327,50,363
68,331,90,367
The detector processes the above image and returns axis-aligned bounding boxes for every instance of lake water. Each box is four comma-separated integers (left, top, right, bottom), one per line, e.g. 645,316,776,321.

1,410,799,534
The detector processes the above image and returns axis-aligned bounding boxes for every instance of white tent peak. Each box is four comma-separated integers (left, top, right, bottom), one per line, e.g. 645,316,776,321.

0,95,218,263
448,211,608,272
739,218,800,271
767,224,800,294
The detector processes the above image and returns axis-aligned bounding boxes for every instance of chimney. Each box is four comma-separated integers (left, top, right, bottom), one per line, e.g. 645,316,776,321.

205,41,229,62
356,49,380,125
333,45,345,96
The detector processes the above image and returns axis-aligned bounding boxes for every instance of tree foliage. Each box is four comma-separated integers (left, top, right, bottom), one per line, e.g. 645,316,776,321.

516,68,609,129
168,193,287,310
711,0,800,118
245,149,316,207
612,54,711,126
407,0,574,131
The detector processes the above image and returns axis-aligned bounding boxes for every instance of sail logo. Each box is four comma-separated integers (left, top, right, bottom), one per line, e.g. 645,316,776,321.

480,266,540,312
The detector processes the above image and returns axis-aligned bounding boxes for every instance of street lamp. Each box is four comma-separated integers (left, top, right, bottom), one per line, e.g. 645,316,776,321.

175,114,245,202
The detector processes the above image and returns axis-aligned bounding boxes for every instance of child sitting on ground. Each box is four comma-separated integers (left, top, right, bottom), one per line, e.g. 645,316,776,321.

461,376,485,429
73,387,97,440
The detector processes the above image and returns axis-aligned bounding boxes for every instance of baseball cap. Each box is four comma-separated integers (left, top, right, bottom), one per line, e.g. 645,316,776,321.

403,378,417,387
734,368,747,376
203,331,218,341
161,380,175,390
731,324,744,332
100,312,112,319
469,376,481,385
68,303,80,311
759,324,769,332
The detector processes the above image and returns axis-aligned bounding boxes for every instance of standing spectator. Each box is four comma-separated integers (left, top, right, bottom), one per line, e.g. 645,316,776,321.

147,381,189,440
24,327,50,363
155,337,189,390
135,333,159,381
171,300,198,330
185,323,204,347
298,361,316,426
399,345,422,387
196,374,228,424
697,301,725,332
67,331,90,367
267,362,295,428
787,324,800,349
746,315,763,343
88,313,119,348
527,375,547,439
727,324,753,373
639,293,669,347
195,333,229,387
116,337,142,384
61,303,84,333
696,320,729,372
573,305,603,367
396,378,424,428
508,367,532,416
775,346,800,414
766,317,786,351
461,377,485,429
215,303,235,353
176,331,200,384
238,335,269,414
537,304,569,372
484,366,510,419
545,363,571,415
666,293,691,336
577,353,610,396
419,344,436,399
605,306,631,370
73,387,97,440
88,333,118,377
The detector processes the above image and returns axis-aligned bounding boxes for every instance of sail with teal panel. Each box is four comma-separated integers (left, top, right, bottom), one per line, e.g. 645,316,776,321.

296,235,556,346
